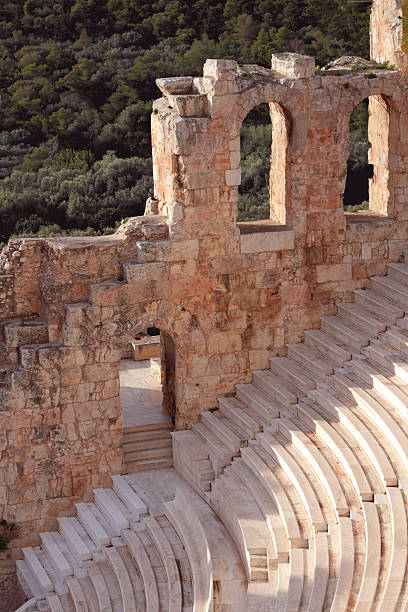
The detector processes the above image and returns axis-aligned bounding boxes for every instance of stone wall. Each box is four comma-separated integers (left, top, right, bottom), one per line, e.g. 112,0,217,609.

371,0,405,68
2,46,408,550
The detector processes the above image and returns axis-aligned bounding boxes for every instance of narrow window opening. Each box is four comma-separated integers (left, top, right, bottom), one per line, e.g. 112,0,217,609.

238,101,289,225
345,95,391,217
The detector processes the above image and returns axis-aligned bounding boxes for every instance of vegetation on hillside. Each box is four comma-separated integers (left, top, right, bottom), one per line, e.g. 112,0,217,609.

0,0,371,242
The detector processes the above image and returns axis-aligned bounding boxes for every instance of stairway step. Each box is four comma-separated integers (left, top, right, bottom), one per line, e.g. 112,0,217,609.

57,518,92,563
22,547,54,593
16,560,43,600
93,488,130,531
126,457,173,472
385,326,408,352
337,302,387,335
111,475,148,515
304,329,351,365
371,275,408,303
218,396,261,437
354,289,405,322
123,428,172,443
201,410,243,452
123,438,172,452
236,383,281,422
387,262,408,285
40,533,73,578
287,342,334,378
253,370,298,405
269,356,316,391
124,447,173,462
320,315,370,349
123,422,172,436
76,503,110,547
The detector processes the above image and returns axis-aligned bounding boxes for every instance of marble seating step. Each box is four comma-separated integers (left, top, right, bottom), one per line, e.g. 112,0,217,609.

304,329,351,365
354,288,405,323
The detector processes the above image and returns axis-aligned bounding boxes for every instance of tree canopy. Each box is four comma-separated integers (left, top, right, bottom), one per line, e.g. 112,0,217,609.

0,0,371,242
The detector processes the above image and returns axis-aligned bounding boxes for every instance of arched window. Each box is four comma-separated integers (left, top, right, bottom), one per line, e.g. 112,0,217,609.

345,95,393,217
238,101,289,225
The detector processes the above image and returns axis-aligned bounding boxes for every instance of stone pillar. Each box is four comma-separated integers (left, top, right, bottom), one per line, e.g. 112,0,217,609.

370,0,405,69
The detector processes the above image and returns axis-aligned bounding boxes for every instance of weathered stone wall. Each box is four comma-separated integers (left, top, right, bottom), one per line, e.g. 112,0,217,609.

2,44,408,552
371,0,405,68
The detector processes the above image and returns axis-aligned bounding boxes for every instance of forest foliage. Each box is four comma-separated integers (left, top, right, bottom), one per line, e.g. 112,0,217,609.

0,0,371,242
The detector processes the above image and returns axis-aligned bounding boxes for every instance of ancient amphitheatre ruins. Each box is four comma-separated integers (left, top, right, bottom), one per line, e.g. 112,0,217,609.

3,0,408,609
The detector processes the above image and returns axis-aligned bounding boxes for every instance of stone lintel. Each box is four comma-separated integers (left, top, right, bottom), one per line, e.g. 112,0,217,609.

240,230,295,254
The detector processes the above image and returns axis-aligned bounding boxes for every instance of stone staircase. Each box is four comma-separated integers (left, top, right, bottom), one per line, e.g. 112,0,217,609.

123,422,173,472
173,255,408,609
15,470,247,612
16,475,194,612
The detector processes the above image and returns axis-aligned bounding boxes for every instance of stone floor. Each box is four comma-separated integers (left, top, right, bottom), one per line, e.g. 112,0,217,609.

120,359,172,429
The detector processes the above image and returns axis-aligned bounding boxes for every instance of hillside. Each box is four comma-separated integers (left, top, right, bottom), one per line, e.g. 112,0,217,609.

0,0,370,243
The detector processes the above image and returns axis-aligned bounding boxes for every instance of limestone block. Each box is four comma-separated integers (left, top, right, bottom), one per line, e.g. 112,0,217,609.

207,332,242,355
271,53,315,78
156,76,194,96
169,94,210,118
240,230,295,254
203,59,238,80
137,239,199,262
225,169,241,187
316,263,352,283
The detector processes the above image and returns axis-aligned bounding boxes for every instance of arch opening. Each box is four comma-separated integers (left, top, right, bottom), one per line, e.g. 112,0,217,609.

119,328,176,472
238,101,289,225
344,95,393,217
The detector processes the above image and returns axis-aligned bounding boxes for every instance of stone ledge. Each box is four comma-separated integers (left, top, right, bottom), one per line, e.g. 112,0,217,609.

240,229,295,253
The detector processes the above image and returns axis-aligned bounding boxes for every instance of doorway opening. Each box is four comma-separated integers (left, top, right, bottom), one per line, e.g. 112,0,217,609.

120,329,176,472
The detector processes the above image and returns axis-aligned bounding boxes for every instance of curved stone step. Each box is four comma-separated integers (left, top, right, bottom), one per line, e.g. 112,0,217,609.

311,386,398,487
278,416,349,517
105,546,137,612
163,488,213,612
307,532,329,612
240,446,305,548
296,401,374,501
379,487,408,609
122,529,160,612
144,515,182,612
226,459,287,565
87,565,113,612
355,502,381,610
210,473,270,582
330,517,354,612
256,432,327,533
